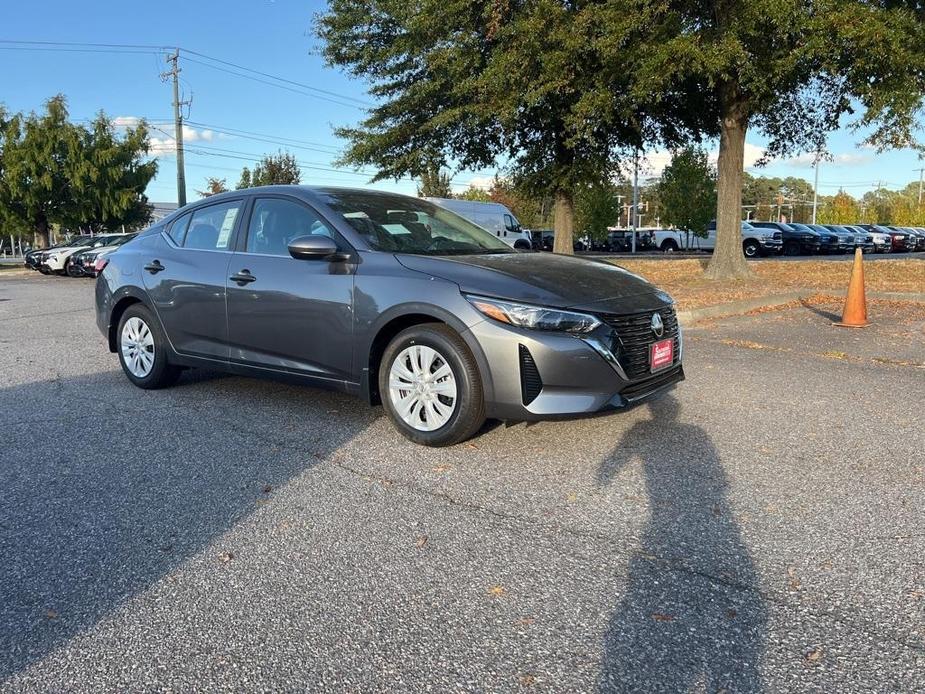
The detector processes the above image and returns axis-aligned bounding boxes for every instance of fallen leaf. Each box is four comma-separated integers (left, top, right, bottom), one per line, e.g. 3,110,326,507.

519,674,535,686
488,585,506,597
466,443,479,449
45,609,58,620
805,647,824,663
432,464,451,473
726,609,737,620
515,616,536,626
566,492,578,503
651,613,674,622
416,535,428,548
787,567,801,590
219,551,235,563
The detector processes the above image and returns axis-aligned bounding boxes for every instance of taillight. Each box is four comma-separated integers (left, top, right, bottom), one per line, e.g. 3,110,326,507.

94,258,109,273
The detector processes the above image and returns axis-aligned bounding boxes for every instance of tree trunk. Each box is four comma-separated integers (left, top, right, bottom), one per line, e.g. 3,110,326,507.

33,213,51,249
705,104,753,280
553,189,574,255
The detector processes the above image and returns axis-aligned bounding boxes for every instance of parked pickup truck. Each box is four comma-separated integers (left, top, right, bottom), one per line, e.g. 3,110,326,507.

651,221,783,257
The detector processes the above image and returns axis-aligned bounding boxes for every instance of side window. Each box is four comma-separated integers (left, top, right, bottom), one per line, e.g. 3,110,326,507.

246,198,333,256
504,214,517,231
183,201,241,251
168,213,192,246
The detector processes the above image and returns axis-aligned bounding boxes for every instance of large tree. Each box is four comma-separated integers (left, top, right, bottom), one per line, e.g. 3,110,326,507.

316,1,643,254
657,147,716,240
0,96,77,247
67,112,157,233
608,1,925,279
574,179,620,244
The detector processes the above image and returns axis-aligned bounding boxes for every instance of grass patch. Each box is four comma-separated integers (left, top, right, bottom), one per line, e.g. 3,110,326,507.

607,258,924,311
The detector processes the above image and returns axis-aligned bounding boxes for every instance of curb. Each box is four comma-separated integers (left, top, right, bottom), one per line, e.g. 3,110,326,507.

677,289,925,324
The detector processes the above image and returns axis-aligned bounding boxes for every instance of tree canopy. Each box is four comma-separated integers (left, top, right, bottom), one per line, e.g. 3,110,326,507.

316,0,645,254
237,151,301,188
605,0,925,277
656,147,716,238
0,96,156,246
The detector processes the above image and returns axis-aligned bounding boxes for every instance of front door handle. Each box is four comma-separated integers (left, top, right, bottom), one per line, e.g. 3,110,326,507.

230,269,257,285
144,260,165,274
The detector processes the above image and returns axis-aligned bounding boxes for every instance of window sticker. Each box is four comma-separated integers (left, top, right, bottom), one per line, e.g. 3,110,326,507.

216,208,239,248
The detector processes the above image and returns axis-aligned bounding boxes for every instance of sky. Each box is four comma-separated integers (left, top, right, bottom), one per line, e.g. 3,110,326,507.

2,0,923,205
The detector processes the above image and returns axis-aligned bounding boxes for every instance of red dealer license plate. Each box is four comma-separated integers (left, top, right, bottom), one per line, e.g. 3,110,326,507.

649,338,674,372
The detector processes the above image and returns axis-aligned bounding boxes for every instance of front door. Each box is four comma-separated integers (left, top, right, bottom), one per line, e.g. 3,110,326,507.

142,199,243,361
225,195,355,382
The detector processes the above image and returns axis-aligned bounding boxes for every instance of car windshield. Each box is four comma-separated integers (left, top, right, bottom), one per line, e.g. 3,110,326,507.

788,223,813,232
319,191,514,255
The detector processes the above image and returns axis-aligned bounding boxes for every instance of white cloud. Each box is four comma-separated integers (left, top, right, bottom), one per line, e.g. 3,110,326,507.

460,175,496,191
146,124,216,156
782,151,869,168
622,142,766,180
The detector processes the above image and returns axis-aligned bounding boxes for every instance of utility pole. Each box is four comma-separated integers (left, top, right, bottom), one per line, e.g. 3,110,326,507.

916,166,924,205
631,149,639,254
162,49,189,207
812,152,820,224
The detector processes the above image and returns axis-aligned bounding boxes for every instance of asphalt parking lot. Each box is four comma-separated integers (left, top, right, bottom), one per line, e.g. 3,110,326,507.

1,274,923,692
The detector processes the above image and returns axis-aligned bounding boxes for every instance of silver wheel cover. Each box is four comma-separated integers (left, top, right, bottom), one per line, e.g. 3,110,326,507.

388,345,458,432
120,316,156,378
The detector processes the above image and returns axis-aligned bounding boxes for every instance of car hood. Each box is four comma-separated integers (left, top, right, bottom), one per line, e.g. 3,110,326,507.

395,252,668,313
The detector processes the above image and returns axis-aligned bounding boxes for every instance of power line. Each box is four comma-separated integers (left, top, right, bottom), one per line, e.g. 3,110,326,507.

181,49,373,107
180,56,367,110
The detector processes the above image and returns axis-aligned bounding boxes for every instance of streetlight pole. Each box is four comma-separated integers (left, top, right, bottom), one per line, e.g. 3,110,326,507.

631,149,639,254
812,152,820,224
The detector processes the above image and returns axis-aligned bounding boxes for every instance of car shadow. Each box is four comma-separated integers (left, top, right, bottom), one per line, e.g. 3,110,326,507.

0,370,376,682
596,394,768,692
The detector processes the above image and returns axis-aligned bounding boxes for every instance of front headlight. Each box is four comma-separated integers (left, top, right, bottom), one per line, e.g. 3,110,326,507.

465,295,601,333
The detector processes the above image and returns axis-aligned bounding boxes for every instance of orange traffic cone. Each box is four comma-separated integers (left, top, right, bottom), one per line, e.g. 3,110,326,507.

833,248,869,328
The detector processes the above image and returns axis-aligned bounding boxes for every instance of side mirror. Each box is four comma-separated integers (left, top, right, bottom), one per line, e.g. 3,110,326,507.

288,235,340,260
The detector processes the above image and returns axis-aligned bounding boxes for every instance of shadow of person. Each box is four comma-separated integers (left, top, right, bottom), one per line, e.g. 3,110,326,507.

597,394,768,693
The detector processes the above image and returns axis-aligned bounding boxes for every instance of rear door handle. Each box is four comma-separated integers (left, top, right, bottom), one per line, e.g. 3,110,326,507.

144,260,165,274
230,270,257,285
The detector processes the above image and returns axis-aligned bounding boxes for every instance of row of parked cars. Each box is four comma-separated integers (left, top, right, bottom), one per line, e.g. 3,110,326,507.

22,233,137,277
571,221,925,256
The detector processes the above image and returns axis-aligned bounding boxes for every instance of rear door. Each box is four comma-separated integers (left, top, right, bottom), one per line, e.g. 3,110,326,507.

141,198,243,361
225,194,355,381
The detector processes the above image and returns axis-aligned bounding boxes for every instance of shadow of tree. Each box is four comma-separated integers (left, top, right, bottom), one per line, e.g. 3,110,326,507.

0,370,377,681
596,395,767,692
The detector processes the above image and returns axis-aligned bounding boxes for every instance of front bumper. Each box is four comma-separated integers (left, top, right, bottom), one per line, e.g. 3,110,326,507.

468,310,684,421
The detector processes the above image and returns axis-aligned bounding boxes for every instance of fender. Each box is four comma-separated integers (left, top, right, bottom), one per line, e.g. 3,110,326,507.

357,301,495,407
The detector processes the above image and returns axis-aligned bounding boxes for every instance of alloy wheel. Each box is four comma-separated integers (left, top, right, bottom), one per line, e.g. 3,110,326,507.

388,345,458,431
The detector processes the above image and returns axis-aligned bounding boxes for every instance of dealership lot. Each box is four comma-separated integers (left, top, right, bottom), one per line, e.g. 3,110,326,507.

1,275,923,691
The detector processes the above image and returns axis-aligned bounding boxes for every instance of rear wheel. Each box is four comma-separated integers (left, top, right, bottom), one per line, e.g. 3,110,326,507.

379,324,485,446
117,304,181,389
661,239,679,253
783,240,801,256
743,240,760,258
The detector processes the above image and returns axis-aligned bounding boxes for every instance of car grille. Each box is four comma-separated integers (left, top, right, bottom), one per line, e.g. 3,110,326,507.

600,306,681,380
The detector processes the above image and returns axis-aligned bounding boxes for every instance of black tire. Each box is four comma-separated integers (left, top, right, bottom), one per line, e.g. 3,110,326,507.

742,239,760,258
66,263,82,278
513,239,531,251
661,240,678,253
378,323,485,446
783,240,801,256
116,304,181,389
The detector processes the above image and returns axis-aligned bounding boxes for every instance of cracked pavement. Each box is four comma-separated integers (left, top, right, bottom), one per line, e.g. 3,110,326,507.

1,274,923,692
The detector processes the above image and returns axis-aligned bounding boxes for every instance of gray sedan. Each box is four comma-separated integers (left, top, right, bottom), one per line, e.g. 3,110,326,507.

95,186,683,445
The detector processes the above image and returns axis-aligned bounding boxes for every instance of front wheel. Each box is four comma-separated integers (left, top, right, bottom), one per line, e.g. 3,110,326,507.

783,241,801,256
379,324,485,446
743,240,760,258
661,240,679,253
117,304,181,389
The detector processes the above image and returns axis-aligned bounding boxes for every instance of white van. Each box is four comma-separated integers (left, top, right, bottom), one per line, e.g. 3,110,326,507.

424,198,533,249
